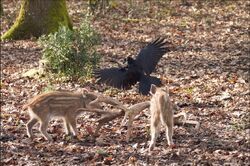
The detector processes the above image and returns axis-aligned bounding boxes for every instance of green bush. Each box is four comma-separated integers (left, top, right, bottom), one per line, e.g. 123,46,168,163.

38,19,100,80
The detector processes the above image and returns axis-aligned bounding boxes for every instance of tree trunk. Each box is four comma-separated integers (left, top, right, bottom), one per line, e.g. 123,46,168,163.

0,2,3,16
1,0,72,40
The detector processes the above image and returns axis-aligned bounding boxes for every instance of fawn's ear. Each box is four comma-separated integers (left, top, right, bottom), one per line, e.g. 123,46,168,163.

80,88,90,98
150,84,157,95
81,88,89,93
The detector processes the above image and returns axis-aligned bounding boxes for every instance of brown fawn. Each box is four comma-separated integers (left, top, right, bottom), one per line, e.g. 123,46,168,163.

23,90,100,141
149,84,175,151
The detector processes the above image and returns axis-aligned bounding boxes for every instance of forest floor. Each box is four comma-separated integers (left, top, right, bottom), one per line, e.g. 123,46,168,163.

1,0,249,165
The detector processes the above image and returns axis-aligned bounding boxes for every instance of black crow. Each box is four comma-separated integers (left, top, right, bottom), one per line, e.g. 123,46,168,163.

94,37,169,95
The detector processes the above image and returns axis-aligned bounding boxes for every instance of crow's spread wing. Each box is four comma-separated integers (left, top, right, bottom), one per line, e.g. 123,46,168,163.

135,38,169,75
138,75,162,95
94,67,140,89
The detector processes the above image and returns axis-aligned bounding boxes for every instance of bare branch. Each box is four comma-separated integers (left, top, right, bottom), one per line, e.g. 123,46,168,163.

94,110,125,135
119,101,150,141
82,93,129,135
174,112,200,129
76,108,113,115
89,94,130,112
120,102,200,141
121,101,150,126
81,92,200,140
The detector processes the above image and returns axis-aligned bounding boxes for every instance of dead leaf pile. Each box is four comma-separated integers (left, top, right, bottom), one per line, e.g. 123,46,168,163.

1,0,249,165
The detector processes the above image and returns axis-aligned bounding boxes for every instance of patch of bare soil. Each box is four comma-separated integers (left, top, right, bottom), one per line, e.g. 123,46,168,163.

1,0,249,165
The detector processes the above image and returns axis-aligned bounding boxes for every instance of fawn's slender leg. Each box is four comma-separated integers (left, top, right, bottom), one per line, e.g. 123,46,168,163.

68,116,77,136
26,118,38,138
39,119,52,141
165,116,174,146
149,115,160,151
63,118,71,135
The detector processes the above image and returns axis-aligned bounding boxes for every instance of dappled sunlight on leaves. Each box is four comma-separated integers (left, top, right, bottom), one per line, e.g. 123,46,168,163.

1,0,249,165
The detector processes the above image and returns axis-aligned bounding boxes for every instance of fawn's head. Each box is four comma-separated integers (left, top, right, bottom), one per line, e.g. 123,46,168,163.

150,84,169,96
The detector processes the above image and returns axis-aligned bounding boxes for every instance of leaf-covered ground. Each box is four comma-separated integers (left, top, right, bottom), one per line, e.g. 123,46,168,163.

1,0,249,165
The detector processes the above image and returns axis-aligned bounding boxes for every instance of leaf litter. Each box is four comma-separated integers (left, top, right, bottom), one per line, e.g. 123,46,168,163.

1,0,249,165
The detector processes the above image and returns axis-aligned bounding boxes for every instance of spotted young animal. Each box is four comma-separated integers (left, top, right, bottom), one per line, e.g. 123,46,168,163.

23,90,100,141
149,84,175,151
